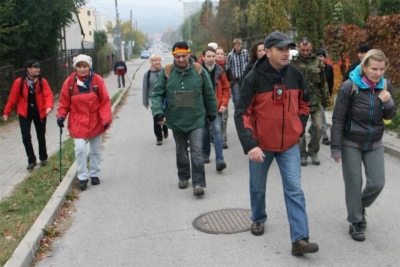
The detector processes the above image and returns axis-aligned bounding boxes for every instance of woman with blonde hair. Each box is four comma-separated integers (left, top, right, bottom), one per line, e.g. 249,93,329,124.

142,53,168,145
331,49,396,242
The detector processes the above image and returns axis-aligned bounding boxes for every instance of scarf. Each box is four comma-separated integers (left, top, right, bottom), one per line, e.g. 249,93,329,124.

362,75,377,94
76,70,94,93
204,63,216,72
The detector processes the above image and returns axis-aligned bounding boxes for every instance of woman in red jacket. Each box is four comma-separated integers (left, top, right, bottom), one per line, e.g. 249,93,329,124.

3,59,54,170
56,54,112,191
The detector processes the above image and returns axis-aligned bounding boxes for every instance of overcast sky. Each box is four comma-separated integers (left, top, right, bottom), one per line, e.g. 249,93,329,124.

86,0,187,34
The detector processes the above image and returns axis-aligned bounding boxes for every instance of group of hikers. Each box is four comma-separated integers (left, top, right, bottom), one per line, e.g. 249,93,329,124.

2,30,395,255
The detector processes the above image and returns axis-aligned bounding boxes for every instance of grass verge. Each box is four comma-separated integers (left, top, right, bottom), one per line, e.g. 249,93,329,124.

0,90,123,266
0,138,75,265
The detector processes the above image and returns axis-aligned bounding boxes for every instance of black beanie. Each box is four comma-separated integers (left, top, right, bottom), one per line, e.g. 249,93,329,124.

359,44,371,53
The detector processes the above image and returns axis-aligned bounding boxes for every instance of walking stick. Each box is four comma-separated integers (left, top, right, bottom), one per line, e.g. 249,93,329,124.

59,127,62,182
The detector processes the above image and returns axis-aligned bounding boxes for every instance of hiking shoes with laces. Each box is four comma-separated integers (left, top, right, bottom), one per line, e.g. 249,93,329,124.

292,239,319,256
349,222,365,241
27,162,37,171
310,154,320,165
360,207,367,230
301,157,307,166
251,222,264,236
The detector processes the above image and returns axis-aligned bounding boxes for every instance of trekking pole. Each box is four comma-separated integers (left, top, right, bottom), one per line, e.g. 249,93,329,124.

59,127,62,183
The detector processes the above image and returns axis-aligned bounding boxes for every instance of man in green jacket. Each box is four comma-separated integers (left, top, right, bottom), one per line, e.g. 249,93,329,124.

291,37,330,166
151,41,217,196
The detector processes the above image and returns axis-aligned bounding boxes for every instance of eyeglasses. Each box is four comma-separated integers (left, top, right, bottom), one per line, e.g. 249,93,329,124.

174,54,188,59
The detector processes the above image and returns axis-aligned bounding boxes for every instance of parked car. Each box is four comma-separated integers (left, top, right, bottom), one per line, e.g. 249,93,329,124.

141,51,151,59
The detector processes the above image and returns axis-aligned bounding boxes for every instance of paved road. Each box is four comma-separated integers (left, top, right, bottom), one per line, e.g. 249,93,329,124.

3,51,400,266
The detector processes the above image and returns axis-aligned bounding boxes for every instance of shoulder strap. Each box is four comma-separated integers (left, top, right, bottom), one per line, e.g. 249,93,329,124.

164,64,173,79
146,70,151,83
68,72,99,98
193,63,203,79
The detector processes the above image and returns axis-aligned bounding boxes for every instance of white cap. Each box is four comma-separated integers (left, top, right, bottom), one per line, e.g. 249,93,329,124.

208,42,218,50
72,54,92,68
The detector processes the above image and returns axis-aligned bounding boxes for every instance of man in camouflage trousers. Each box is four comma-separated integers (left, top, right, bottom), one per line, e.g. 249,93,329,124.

291,37,330,166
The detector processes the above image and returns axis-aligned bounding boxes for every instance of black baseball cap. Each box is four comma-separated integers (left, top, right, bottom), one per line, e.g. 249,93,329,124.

24,59,40,68
264,32,296,49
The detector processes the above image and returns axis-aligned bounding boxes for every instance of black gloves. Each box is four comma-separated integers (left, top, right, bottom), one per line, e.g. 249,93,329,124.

207,115,216,122
57,117,65,128
154,114,164,123
104,122,110,130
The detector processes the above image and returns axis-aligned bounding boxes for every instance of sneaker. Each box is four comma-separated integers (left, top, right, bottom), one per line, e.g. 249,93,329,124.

322,138,330,145
349,222,365,241
223,143,228,149
216,161,227,171
156,140,162,146
251,222,264,236
360,207,367,230
91,177,100,185
78,179,88,191
40,160,47,167
204,157,210,164
178,179,188,189
292,239,319,256
301,157,307,166
310,154,320,165
163,131,168,139
27,162,37,171
193,186,204,196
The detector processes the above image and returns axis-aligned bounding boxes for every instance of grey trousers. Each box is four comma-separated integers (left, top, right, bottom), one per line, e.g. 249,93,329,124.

299,108,323,157
341,146,385,223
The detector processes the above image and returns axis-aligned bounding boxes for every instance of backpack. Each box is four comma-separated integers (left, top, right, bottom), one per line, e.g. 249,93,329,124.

68,72,99,98
349,79,391,125
164,63,203,82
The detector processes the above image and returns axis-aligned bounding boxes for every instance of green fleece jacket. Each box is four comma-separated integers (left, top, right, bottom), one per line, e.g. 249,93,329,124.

151,62,217,133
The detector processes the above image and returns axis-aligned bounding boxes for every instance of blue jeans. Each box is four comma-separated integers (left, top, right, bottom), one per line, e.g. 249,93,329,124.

249,144,310,243
172,128,206,187
231,82,240,107
203,113,224,165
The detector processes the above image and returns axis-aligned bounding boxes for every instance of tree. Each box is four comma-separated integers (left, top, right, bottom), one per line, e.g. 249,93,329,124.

378,0,400,15
0,0,85,67
93,30,107,51
0,0,28,61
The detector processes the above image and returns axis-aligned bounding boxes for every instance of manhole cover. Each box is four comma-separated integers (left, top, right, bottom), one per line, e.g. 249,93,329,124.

192,208,252,234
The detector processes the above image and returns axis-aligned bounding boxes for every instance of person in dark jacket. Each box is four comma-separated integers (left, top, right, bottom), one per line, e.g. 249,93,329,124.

242,40,265,78
114,57,127,88
331,49,396,242
342,44,371,82
142,53,168,145
315,48,334,145
3,59,54,170
234,32,319,256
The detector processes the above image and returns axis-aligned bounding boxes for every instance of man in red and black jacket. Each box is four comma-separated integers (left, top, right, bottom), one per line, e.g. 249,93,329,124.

234,32,319,256
114,57,127,88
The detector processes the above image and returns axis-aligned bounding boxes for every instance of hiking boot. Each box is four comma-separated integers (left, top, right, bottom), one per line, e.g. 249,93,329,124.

349,222,365,241
91,177,100,185
251,222,264,236
27,162,37,171
193,186,204,196
204,157,210,164
292,239,319,256
310,154,320,165
322,138,330,145
301,157,307,166
178,179,188,189
216,161,227,172
156,140,162,146
223,143,228,149
78,179,88,191
163,131,168,139
360,207,367,230
40,160,47,167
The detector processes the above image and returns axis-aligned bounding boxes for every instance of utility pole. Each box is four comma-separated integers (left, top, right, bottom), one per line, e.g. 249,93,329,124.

114,0,124,60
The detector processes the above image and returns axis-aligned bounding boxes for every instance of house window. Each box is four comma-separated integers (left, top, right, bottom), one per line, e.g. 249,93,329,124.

88,21,91,26
87,10,91,16
89,31,92,36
